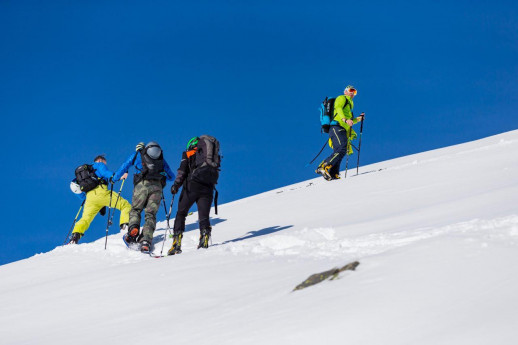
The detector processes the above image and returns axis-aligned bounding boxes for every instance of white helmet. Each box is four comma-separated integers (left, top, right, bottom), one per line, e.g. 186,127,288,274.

344,85,357,96
70,181,82,194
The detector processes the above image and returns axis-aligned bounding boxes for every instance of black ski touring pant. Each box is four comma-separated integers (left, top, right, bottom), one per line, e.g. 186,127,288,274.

173,180,214,235
322,125,350,175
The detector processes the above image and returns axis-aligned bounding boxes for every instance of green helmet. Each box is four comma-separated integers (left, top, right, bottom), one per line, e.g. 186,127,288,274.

186,137,199,151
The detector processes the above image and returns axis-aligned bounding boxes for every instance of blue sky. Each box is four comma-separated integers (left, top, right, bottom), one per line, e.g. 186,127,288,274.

1,0,517,265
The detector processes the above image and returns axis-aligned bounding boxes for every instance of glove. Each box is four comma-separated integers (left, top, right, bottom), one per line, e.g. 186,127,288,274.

99,206,107,216
136,142,145,152
171,184,180,195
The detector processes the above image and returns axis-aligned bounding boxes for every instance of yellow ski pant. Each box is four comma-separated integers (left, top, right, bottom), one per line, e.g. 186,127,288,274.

72,185,131,235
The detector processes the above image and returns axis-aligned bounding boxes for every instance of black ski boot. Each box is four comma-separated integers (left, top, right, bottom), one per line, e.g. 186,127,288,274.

124,225,139,244
198,227,212,249
167,233,183,256
140,240,151,253
68,232,83,245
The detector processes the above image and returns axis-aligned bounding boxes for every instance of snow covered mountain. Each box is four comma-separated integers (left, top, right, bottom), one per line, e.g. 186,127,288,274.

1,130,518,345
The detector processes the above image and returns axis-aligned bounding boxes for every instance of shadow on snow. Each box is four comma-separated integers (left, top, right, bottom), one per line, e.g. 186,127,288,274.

152,217,227,242
215,225,294,246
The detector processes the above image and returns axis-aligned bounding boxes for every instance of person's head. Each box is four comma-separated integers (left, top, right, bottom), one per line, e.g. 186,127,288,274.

344,85,357,98
145,141,162,159
94,155,107,164
186,137,199,151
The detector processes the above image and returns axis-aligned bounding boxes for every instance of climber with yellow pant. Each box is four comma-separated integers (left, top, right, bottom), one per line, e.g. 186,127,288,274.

68,155,131,244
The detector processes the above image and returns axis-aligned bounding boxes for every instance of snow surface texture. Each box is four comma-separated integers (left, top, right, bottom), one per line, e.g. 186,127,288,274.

2,131,518,344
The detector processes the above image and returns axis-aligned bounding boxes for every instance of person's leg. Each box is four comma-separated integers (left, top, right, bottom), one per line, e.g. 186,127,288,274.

169,186,197,255
325,126,348,171
196,192,214,231
196,191,214,249
128,181,148,238
140,181,163,244
72,189,105,236
172,187,196,236
111,194,131,227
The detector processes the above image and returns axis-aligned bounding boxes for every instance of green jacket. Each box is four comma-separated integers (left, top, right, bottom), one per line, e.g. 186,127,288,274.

333,94,358,140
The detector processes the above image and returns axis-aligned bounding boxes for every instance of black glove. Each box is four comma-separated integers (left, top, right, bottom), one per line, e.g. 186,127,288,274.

99,206,107,216
136,142,145,152
171,184,180,195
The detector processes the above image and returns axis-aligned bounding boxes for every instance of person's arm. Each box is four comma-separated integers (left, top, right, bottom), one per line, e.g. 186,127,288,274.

163,159,176,182
133,154,143,173
355,112,365,124
93,162,115,181
170,152,189,194
173,152,189,187
113,152,138,181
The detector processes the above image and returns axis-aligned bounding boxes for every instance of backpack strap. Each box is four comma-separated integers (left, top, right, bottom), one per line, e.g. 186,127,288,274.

131,151,139,166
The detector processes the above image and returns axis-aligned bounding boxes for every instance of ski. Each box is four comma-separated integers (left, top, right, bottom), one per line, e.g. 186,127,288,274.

122,234,140,251
122,234,159,256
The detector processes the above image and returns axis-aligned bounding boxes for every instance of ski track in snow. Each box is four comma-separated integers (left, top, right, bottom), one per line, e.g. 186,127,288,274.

215,215,518,259
44,214,518,266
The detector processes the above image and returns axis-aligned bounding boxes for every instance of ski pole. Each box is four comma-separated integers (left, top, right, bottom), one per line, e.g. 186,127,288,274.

64,200,85,245
344,127,351,179
107,178,126,228
104,182,115,250
306,139,329,167
158,194,175,257
356,114,365,175
167,194,175,229
104,178,126,249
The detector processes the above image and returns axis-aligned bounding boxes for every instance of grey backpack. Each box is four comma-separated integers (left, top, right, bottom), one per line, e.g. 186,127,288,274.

191,135,221,185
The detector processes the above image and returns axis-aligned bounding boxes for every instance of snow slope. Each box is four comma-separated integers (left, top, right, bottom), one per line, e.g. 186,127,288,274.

2,131,518,345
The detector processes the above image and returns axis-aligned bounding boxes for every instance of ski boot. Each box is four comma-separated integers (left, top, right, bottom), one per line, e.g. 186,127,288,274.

315,163,333,181
68,232,83,244
198,227,212,249
167,233,183,256
124,226,140,244
140,240,151,253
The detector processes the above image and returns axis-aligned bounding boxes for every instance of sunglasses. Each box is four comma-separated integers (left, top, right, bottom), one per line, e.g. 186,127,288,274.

347,88,357,96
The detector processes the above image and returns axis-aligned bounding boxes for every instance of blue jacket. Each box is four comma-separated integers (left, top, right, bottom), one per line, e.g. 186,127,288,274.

115,151,175,182
92,162,117,183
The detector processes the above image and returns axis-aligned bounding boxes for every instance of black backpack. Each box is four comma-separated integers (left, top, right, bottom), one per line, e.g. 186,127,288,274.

75,164,101,193
135,144,166,186
190,135,221,186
